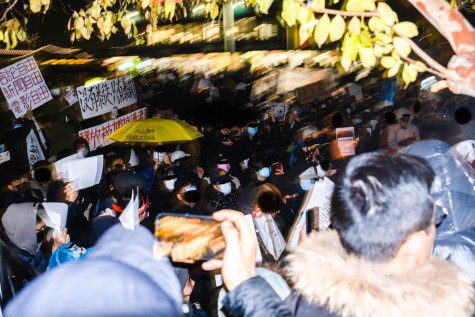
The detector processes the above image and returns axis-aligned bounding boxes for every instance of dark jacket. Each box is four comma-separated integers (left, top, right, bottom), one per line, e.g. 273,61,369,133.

223,230,474,317
202,185,239,213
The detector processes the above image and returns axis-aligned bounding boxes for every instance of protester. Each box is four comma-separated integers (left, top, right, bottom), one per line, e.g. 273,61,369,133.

387,108,421,152
202,168,240,213
208,153,474,316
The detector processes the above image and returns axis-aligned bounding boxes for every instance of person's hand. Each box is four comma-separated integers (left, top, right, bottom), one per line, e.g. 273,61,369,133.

197,166,205,179
222,140,233,147
11,177,29,187
202,210,257,292
24,111,33,120
62,182,79,203
52,229,70,253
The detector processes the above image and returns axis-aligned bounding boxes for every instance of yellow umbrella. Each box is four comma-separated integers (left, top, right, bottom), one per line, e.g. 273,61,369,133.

109,118,203,143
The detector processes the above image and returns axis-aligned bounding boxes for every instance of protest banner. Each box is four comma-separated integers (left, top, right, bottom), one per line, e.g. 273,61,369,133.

78,108,146,150
336,127,356,157
0,56,52,118
77,76,137,119
26,130,45,170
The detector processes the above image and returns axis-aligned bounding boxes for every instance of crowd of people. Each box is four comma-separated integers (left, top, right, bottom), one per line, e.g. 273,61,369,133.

0,70,474,316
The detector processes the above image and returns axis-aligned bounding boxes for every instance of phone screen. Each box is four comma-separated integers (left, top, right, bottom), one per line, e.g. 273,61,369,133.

155,214,225,264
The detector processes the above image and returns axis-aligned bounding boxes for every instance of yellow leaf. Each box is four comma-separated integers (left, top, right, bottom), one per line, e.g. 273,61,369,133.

256,0,273,14
413,61,426,72
329,15,345,42
211,4,219,19
314,13,330,47
312,0,325,10
381,44,393,54
348,33,359,60
346,0,375,12
402,63,418,84
281,0,299,27
70,32,76,42
29,0,42,13
0,31,3,41
375,32,392,45
393,36,411,58
74,17,84,29
297,7,313,25
368,17,385,32
121,17,132,34
387,63,400,77
373,43,383,57
299,24,310,45
11,32,18,49
393,21,418,38
348,16,361,35
91,4,101,20
359,44,376,68
359,29,371,47
17,29,27,41
142,0,150,9
341,54,352,71
381,56,397,69
377,2,398,26
164,2,176,20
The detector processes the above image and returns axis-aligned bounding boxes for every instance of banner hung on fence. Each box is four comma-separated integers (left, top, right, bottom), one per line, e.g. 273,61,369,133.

76,76,137,119
78,108,146,150
0,56,52,118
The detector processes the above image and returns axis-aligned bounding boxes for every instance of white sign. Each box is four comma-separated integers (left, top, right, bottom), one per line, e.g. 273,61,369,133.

78,108,146,150
0,151,11,164
77,76,137,119
0,56,52,118
54,152,84,176
336,127,356,157
119,191,139,231
41,203,69,232
26,130,45,170
62,155,104,190
253,212,286,261
64,87,78,106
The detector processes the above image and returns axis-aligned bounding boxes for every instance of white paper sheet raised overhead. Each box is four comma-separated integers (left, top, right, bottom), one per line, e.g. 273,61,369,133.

40,202,69,232
129,149,139,167
65,155,104,190
54,151,84,178
119,191,139,231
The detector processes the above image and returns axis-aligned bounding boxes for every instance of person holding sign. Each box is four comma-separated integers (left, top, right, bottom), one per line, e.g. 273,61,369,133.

205,153,473,317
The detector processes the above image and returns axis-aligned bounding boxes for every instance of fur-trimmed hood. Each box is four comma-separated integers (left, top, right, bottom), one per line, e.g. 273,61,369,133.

286,230,474,317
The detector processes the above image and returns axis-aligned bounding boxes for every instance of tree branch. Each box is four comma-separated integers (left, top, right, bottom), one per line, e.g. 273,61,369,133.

294,0,377,17
402,36,452,77
402,56,447,78
1,0,20,22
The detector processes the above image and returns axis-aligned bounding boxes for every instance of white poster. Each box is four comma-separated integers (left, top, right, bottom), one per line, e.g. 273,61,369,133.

64,87,78,105
336,127,356,157
77,76,137,119
0,56,52,118
63,155,104,190
26,130,45,170
0,151,11,164
253,212,286,261
78,108,146,150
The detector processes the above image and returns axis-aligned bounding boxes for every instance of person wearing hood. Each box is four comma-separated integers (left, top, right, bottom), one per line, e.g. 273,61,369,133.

1,203,50,271
5,224,183,317
202,168,240,213
387,108,420,152
404,139,475,281
208,152,474,317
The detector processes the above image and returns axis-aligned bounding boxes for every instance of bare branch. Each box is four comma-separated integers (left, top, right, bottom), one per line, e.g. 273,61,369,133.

1,0,20,22
402,36,452,77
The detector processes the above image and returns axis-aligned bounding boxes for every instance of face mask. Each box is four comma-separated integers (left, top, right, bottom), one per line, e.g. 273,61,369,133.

258,167,271,179
248,127,258,137
164,178,177,191
50,88,61,96
300,179,315,191
78,147,89,157
355,118,362,125
217,163,231,173
218,182,232,195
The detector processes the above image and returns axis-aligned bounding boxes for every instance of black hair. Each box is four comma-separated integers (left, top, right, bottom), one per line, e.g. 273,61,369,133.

384,111,397,125
256,184,283,214
332,152,435,261
331,113,344,128
252,154,273,171
34,167,52,184
106,155,125,170
56,148,75,161
412,101,421,114
74,137,89,150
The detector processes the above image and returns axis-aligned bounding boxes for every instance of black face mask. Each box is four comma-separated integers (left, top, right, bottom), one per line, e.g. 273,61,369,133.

183,190,201,204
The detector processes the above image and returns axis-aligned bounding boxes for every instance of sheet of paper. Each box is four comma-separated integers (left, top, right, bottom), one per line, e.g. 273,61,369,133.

129,149,139,167
119,192,139,231
336,127,356,157
244,214,263,263
253,214,286,261
54,152,84,178
64,87,78,105
65,155,103,190
41,202,69,232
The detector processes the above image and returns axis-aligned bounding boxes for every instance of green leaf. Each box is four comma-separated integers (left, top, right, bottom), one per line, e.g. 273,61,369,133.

0,31,3,42
314,13,330,48
348,16,361,35
377,2,398,26
393,36,411,58
11,31,18,49
359,30,371,47
393,21,418,38
17,29,27,41
329,15,345,42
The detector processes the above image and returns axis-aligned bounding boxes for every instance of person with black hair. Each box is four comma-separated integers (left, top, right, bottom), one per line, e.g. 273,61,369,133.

105,155,126,172
208,152,474,317
168,179,203,215
74,137,90,158
201,167,240,213
29,161,53,202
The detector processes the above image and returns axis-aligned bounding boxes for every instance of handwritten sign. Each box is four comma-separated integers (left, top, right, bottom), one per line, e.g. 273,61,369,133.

78,108,146,150
0,57,52,118
26,130,45,170
77,76,137,119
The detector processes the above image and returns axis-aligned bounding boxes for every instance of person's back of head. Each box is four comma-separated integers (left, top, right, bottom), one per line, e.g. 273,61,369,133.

256,184,283,214
332,152,435,261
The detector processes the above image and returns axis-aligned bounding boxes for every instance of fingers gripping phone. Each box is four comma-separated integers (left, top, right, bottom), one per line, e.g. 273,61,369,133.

155,214,225,264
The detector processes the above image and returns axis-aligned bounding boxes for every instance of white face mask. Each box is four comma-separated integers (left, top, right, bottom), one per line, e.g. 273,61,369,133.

78,147,89,157
164,178,177,191
50,88,61,96
218,182,232,195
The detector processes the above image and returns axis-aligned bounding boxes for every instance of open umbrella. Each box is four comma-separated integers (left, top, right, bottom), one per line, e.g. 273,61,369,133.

109,118,203,144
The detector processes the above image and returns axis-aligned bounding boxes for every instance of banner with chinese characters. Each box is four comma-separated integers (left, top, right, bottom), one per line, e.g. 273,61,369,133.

26,130,45,170
77,76,137,119
0,56,52,118
78,108,146,150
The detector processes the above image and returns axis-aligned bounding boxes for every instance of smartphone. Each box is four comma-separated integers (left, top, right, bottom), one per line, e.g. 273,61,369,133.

155,213,225,264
